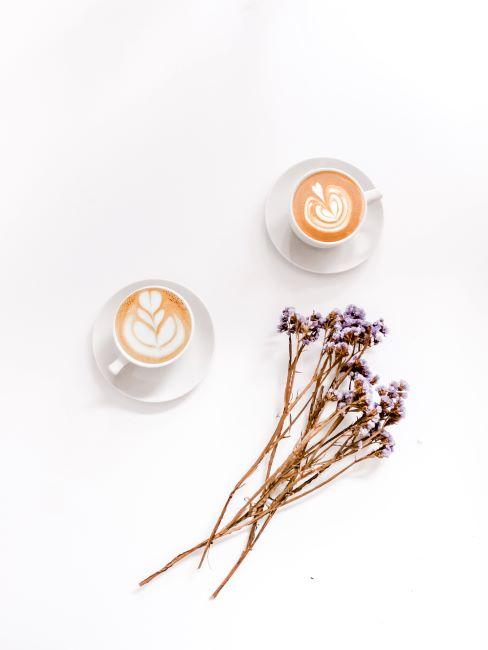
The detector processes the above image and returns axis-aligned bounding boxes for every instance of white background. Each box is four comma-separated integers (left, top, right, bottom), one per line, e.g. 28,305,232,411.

1,1,486,648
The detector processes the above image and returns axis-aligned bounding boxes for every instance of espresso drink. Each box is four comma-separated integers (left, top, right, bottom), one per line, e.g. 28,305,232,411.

115,287,192,364
292,170,365,243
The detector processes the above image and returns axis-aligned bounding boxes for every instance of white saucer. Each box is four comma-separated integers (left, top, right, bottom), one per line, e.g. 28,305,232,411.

265,157,384,274
92,279,215,403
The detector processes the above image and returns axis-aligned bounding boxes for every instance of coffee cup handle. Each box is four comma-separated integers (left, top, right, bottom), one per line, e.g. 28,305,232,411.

108,355,129,376
364,188,382,204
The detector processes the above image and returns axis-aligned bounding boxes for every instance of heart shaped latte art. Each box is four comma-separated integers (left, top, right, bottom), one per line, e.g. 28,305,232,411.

304,183,352,233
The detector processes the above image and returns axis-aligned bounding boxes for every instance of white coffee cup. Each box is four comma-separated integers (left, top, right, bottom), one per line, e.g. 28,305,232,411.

108,285,194,376
290,167,382,248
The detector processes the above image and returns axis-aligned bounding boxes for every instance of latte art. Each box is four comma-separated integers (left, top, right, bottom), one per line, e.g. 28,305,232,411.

304,183,352,233
115,287,192,364
292,170,365,243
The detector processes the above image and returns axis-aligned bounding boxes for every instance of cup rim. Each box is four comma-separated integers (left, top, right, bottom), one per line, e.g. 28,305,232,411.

112,284,194,368
290,167,366,247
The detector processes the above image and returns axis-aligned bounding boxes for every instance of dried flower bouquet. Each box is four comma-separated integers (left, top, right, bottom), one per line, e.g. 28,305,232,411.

140,305,408,598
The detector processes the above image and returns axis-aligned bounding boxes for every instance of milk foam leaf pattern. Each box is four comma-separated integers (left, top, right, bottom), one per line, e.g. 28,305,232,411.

130,291,183,354
139,304,409,598
136,308,156,327
115,287,192,364
133,319,159,347
127,291,164,348
139,290,162,315
154,310,164,328
157,316,177,347
130,290,171,348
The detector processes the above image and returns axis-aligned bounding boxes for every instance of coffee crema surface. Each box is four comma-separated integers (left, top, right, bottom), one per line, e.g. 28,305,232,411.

115,287,192,364
292,170,365,242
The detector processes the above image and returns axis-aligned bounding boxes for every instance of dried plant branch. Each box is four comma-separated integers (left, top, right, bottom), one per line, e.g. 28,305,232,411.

139,305,408,597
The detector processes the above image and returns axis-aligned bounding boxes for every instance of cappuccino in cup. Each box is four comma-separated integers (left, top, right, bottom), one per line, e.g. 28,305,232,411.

109,286,193,375
290,168,382,248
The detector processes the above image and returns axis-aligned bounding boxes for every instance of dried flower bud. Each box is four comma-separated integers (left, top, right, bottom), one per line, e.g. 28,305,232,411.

326,389,341,401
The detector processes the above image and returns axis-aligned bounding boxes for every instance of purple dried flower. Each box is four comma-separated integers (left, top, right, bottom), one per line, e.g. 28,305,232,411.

337,390,353,409
311,311,323,322
318,305,389,350
277,306,328,345
371,318,388,345
398,380,409,394
276,305,407,453
324,309,342,329
347,356,372,380
344,304,366,319
377,380,408,425
334,342,350,356
277,307,297,333
326,389,341,401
